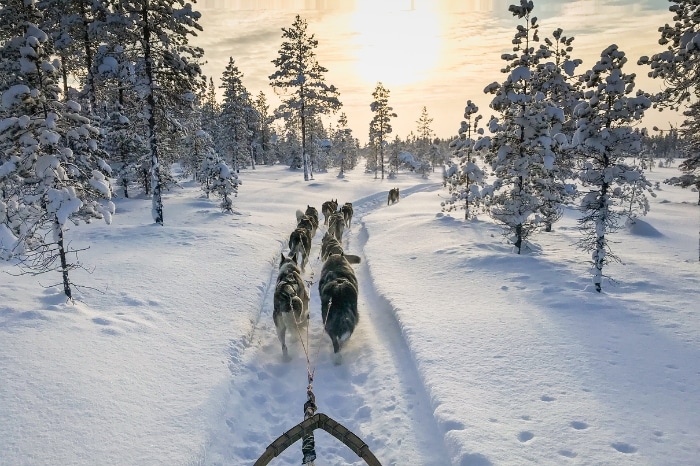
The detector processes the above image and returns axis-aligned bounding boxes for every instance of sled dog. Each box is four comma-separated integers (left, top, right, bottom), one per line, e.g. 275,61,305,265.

322,199,338,225
318,253,359,362
321,232,361,264
340,202,353,228
388,187,399,205
297,214,317,239
328,211,345,241
297,205,319,229
273,254,310,359
288,227,311,271
303,205,319,228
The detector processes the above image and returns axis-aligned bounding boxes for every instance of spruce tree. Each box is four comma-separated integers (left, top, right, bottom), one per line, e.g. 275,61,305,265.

573,44,653,292
0,23,114,298
482,0,567,253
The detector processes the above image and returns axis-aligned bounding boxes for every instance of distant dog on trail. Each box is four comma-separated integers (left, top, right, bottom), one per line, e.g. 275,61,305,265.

288,227,311,271
321,232,361,264
388,188,399,205
318,253,359,363
340,202,353,228
322,199,338,225
328,211,345,241
273,254,310,359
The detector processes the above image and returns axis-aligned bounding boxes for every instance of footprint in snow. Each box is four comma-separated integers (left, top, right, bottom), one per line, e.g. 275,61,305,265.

611,442,637,454
518,431,534,442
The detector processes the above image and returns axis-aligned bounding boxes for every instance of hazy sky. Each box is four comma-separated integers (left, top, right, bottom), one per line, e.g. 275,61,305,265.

192,0,682,142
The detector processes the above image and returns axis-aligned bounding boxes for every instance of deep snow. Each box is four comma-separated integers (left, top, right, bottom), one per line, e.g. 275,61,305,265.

1,161,699,466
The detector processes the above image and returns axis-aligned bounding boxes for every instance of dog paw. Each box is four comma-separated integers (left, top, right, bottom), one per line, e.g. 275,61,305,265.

333,352,342,366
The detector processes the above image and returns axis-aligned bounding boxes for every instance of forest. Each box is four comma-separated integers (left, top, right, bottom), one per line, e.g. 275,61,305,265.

1,0,699,297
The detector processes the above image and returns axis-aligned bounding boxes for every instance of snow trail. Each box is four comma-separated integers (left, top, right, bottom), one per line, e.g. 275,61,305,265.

201,184,449,465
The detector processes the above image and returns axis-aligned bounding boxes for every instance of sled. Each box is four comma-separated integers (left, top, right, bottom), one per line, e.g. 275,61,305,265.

254,412,381,466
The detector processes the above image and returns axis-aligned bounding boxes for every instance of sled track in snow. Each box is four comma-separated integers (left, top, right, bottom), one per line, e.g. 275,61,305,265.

199,183,449,465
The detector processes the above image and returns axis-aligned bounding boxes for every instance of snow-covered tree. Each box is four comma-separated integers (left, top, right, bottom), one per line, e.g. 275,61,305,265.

641,1,700,206
369,82,396,180
114,0,205,225
330,113,358,177
444,100,488,219
219,57,253,171
269,15,342,181
252,91,274,165
572,44,653,292
0,23,114,299
482,0,568,253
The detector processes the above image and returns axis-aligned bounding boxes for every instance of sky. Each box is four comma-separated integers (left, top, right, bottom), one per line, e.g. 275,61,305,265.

192,0,684,143
1,159,699,465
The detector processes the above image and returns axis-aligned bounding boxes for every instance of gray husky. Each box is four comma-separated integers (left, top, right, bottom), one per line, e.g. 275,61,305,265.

321,232,360,264
273,254,310,359
340,202,353,227
328,211,345,241
388,187,399,205
288,227,311,271
321,199,338,225
318,253,359,363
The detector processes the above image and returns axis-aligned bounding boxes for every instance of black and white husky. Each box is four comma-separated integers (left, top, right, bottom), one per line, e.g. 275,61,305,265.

318,253,359,363
273,254,310,360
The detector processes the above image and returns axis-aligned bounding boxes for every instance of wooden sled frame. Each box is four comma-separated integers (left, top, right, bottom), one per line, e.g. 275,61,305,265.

254,412,382,466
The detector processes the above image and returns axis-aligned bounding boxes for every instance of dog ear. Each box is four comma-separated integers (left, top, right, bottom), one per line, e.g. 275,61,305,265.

280,253,286,265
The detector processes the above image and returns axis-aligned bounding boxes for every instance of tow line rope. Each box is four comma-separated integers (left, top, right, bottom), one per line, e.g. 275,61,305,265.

292,238,331,465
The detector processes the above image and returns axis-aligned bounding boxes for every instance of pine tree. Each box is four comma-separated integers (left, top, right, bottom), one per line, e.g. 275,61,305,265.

573,44,653,292
445,100,487,219
269,14,342,181
369,82,396,180
114,0,205,225
253,91,273,165
640,1,700,205
0,23,114,299
219,58,253,171
331,113,358,177
482,0,567,253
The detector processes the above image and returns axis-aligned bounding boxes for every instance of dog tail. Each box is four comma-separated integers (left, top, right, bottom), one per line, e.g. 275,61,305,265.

296,209,304,223
343,254,361,264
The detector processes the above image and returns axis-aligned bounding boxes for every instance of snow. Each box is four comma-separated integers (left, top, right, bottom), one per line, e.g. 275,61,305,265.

1,85,31,110
1,162,699,465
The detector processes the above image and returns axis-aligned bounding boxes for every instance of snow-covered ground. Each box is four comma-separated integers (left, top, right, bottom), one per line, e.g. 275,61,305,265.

1,161,698,466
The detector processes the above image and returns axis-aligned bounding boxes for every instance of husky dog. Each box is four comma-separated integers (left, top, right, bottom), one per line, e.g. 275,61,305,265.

296,205,319,227
321,232,361,264
303,205,319,228
273,254,310,359
318,253,359,362
321,199,338,225
297,214,317,239
328,211,345,241
388,187,399,205
288,227,311,271
340,202,353,228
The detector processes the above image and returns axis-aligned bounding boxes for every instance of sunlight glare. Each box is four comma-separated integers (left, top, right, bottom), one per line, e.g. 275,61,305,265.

351,0,441,87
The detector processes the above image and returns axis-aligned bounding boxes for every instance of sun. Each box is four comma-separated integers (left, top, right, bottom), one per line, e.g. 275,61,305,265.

350,0,442,87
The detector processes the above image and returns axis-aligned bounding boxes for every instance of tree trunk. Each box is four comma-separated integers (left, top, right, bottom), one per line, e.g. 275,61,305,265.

142,1,163,225
55,219,72,300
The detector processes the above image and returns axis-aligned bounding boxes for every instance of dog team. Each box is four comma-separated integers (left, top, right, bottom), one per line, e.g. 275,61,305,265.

273,188,400,363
